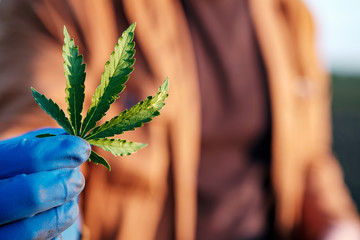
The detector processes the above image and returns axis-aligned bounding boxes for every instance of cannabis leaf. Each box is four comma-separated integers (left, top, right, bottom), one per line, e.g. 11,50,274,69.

85,78,169,140
63,26,86,136
87,139,147,156
89,150,111,171
80,23,136,137
31,23,169,171
31,88,75,135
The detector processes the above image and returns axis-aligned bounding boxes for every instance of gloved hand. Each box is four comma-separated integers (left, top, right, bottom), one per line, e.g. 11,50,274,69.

0,128,91,240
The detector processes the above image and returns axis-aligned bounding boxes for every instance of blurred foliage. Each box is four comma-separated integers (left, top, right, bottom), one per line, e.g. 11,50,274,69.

331,73,360,210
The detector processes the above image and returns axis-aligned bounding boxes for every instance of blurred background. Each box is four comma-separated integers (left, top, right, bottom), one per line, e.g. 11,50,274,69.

304,0,360,209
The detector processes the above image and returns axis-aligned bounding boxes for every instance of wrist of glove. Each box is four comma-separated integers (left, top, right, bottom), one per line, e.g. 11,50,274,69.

0,128,90,240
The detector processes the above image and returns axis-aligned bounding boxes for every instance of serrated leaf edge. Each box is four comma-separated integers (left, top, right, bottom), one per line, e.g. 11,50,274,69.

85,78,169,140
63,26,86,135
87,138,147,156
31,87,74,135
80,23,136,137
89,150,111,171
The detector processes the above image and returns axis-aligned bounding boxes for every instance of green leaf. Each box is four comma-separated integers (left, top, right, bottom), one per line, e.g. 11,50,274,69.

31,87,74,135
85,78,169,140
63,26,86,135
80,23,136,137
35,133,56,138
31,23,169,171
89,150,111,171
87,138,146,157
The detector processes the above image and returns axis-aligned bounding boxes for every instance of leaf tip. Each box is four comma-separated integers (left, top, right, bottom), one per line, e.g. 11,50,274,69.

160,77,169,92
129,22,136,31
90,150,111,171
30,87,39,97
139,143,147,149
63,25,69,38
104,162,111,171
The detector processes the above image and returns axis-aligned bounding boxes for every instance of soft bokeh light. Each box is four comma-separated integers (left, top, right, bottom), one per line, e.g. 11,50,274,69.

304,0,360,211
304,0,360,74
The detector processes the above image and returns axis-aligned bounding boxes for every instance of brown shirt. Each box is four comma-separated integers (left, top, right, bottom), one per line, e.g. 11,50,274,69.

182,0,273,239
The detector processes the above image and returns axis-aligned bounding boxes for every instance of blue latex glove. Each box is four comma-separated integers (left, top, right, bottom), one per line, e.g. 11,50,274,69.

0,128,90,240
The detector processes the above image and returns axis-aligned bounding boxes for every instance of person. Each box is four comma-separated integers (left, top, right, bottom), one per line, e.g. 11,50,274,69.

0,0,359,239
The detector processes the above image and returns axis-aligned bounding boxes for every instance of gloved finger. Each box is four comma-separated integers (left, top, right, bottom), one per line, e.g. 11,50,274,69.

0,168,84,225
52,235,63,240
0,134,91,179
60,215,81,240
0,200,79,240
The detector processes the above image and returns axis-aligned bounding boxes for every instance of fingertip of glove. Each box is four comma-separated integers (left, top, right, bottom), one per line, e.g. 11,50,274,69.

61,168,85,198
78,137,91,162
65,199,79,219
19,134,91,172
57,200,79,231
57,136,91,165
